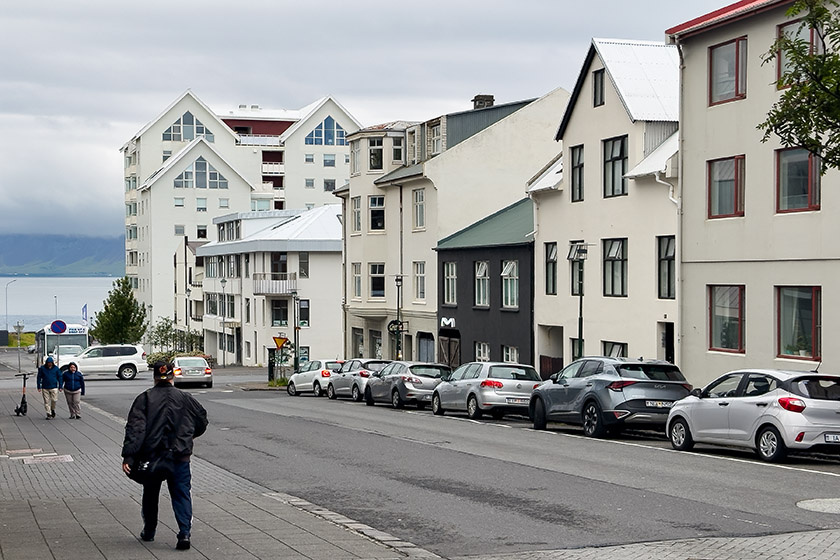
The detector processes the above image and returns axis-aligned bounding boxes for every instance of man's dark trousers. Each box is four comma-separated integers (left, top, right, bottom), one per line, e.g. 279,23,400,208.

142,461,192,538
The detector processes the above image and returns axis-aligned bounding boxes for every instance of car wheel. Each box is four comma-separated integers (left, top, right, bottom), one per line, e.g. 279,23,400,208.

351,385,362,402
490,409,505,420
432,393,445,416
582,400,606,438
467,395,483,419
391,390,404,409
669,417,694,451
756,425,787,462
287,382,297,396
313,382,322,397
533,398,547,430
364,387,375,406
327,383,337,400
118,365,137,380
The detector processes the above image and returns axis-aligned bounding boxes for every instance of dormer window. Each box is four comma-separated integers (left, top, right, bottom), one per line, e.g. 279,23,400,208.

163,111,214,142
305,115,347,146
593,69,605,107
431,125,442,155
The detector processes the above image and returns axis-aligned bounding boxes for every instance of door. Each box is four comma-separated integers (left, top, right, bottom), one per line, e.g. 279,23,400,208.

663,322,675,364
565,360,603,415
79,347,105,373
455,363,484,411
692,374,745,441
418,332,435,362
438,363,469,409
368,363,392,401
545,361,584,418
726,373,778,442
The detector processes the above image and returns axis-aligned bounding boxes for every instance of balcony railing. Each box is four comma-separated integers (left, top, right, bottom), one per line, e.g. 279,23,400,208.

261,162,285,175
253,272,297,295
238,134,282,147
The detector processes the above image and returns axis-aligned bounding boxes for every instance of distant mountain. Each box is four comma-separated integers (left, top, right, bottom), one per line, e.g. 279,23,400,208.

0,234,125,277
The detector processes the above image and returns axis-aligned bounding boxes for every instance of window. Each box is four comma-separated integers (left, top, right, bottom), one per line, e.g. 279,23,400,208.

502,345,519,363
304,115,347,146
708,156,745,218
369,138,383,170
174,156,227,189
271,252,287,274
305,154,314,163
778,286,821,359
593,69,605,106
251,199,270,211
350,141,361,174
393,137,404,162
245,298,250,323
271,300,289,327
351,196,361,233
571,145,584,202
174,225,185,236
603,341,628,358
305,178,315,189
352,263,362,298
545,242,557,295
603,136,628,197
431,124,442,155
777,148,820,212
162,111,214,142
197,225,207,239
323,154,336,167
299,252,309,278
710,37,747,105
658,236,676,299
370,330,382,358
323,179,336,192
219,198,229,208
345,154,350,164
196,198,207,212
501,260,519,308
475,341,490,362
413,261,425,300
369,196,385,230
174,197,185,208
603,238,627,297
778,20,824,85
709,285,745,352
474,261,489,307
370,263,385,298
162,150,172,162
412,188,425,229
299,299,310,327
443,262,457,305
570,338,584,361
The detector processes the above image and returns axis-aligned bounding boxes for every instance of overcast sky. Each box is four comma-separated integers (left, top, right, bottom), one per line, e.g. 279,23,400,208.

0,0,728,238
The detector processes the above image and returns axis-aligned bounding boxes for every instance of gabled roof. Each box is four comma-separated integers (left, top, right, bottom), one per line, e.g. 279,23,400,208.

666,0,793,39
555,39,679,141
625,131,679,179
437,198,534,250
374,162,424,185
138,136,256,192
349,120,419,136
278,96,363,142
527,152,563,194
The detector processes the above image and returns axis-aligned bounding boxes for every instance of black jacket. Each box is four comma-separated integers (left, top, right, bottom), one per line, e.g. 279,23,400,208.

121,382,208,462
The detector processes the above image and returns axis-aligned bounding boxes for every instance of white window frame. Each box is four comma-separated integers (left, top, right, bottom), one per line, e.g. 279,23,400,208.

501,260,519,309
174,197,185,208
413,261,426,301
502,345,519,363
475,261,489,307
443,262,457,305
351,196,362,233
196,198,207,212
352,263,362,298
323,154,336,167
475,341,490,362
412,188,425,229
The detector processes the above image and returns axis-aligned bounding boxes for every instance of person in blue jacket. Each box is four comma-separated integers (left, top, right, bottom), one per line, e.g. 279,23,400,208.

61,362,85,419
37,356,63,419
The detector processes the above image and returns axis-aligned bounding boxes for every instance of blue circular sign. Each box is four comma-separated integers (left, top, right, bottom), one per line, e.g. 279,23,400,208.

50,320,67,334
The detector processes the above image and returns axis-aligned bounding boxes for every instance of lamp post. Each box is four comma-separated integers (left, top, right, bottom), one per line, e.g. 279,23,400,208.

185,287,191,351
394,275,403,359
290,290,299,373
220,278,227,368
5,278,17,332
567,242,589,360
13,321,23,373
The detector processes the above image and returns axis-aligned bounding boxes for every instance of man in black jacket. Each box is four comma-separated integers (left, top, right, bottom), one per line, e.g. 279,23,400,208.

122,361,208,550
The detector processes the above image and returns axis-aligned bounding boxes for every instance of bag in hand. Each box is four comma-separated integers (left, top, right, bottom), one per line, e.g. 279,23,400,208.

127,449,175,484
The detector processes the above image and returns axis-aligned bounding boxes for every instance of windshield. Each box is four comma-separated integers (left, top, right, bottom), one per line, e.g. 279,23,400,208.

488,365,541,381
789,376,840,400
618,364,686,381
365,361,390,372
53,345,83,355
177,358,207,368
409,365,450,378
325,361,343,370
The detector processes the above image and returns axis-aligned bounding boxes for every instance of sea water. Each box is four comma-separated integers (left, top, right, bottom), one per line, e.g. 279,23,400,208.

1,277,117,333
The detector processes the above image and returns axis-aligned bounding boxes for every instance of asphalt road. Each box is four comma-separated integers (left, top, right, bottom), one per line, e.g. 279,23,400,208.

3,348,840,558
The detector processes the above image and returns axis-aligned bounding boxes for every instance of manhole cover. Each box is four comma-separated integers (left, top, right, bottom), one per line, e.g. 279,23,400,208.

23,455,73,464
797,498,840,514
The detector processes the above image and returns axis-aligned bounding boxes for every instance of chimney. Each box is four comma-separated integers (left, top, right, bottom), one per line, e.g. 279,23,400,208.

472,94,494,110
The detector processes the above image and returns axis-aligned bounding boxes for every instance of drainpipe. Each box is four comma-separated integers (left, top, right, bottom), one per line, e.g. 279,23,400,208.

671,34,685,369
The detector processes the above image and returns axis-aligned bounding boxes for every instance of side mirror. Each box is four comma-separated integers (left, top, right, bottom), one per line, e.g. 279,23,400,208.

690,388,703,398
549,373,559,383
440,374,451,382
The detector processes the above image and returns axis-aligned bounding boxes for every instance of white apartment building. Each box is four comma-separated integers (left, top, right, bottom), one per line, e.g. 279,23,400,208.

121,90,359,327
337,90,570,362
195,205,343,367
529,39,680,376
668,0,837,385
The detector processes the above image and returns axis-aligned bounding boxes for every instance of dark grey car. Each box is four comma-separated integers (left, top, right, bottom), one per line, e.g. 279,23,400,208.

365,361,451,409
327,359,391,401
530,357,691,437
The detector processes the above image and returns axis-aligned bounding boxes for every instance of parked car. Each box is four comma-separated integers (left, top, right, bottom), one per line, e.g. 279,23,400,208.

432,362,541,419
48,345,85,367
63,344,147,380
530,357,691,437
327,359,391,401
27,344,37,354
172,356,213,388
668,369,840,462
286,359,344,396
363,361,451,408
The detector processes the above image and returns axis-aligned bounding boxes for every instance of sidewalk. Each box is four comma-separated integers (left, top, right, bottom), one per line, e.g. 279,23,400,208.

0,388,420,560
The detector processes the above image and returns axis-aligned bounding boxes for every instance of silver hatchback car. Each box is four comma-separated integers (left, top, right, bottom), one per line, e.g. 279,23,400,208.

432,362,541,420
530,357,691,437
364,361,450,409
668,369,840,462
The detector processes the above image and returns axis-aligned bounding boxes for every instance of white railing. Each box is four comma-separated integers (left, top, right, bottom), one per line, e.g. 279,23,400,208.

253,272,297,295
238,135,282,147
261,162,285,175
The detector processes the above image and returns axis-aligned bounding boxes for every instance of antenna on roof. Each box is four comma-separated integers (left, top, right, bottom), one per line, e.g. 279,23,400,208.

812,361,821,373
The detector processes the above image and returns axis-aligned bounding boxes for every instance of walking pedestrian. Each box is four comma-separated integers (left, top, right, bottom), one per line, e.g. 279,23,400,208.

121,361,208,551
36,356,62,420
61,362,85,419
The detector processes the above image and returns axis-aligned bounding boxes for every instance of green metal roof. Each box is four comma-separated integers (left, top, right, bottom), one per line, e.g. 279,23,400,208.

437,198,534,250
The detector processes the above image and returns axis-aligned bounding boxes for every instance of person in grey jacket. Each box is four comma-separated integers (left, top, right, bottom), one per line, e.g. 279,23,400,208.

61,362,85,419
36,356,62,419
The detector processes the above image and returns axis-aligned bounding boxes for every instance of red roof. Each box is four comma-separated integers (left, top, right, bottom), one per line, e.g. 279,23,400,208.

666,0,794,37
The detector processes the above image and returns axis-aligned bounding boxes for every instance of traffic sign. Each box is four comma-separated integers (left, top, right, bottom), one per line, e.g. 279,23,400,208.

273,336,289,348
50,320,67,334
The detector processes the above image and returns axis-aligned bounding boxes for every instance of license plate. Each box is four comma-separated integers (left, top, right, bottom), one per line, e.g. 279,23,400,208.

506,398,529,405
646,400,673,409
825,434,840,443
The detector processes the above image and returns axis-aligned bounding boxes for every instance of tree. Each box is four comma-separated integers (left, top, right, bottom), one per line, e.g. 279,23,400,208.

148,316,176,352
759,0,840,170
89,277,147,344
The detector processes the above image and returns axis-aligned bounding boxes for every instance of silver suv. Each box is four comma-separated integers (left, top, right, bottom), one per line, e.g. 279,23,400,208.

66,344,147,380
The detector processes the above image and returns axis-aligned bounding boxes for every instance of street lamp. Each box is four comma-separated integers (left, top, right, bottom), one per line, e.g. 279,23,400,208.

290,290,300,372
185,287,191,351
220,278,227,368
394,275,403,359
567,242,589,361
5,278,17,332
14,321,24,373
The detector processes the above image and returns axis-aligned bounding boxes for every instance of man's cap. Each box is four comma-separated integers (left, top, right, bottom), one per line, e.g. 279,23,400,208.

45,356,54,363
153,361,173,380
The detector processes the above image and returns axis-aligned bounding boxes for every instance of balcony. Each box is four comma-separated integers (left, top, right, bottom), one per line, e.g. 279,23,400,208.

238,134,282,147
253,272,297,295
261,162,285,175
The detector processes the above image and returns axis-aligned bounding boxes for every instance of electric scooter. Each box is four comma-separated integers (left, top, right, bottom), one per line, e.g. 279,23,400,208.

14,372,31,416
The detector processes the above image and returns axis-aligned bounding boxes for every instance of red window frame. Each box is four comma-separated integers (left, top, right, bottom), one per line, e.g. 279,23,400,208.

708,285,745,353
708,37,747,106
707,155,745,218
777,19,823,87
776,286,821,360
776,148,820,213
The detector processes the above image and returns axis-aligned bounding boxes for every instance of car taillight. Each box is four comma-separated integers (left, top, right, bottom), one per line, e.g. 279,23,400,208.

359,371,370,377
142,352,146,359
795,432,805,442
205,368,212,375
607,380,638,391
533,384,541,390
321,370,331,377
480,380,504,389
681,383,693,391
779,396,806,413
401,375,423,384
173,368,182,376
